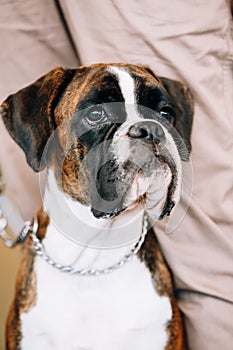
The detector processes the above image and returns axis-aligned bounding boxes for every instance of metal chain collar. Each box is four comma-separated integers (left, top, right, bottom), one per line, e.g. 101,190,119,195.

30,214,148,277
1,212,148,276
0,211,148,276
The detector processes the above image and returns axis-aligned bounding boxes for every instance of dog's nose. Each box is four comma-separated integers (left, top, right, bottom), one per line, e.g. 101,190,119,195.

128,121,165,143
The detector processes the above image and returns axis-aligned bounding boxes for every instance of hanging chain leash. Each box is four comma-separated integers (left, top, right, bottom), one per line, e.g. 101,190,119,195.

0,217,32,248
0,171,32,248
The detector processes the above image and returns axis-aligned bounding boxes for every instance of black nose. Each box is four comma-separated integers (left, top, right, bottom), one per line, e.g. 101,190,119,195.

128,121,165,143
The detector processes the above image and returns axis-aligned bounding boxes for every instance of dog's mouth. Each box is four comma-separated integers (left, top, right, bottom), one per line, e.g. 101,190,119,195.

122,152,177,220
90,143,179,220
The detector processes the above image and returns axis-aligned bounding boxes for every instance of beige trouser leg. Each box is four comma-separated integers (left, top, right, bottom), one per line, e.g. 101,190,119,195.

0,1,78,347
0,0,78,219
59,1,233,349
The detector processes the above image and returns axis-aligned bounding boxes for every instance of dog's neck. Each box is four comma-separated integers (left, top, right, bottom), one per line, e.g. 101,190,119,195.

42,169,145,270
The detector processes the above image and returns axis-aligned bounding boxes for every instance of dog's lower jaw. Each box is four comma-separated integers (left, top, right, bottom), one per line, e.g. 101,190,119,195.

43,168,145,262
123,167,174,220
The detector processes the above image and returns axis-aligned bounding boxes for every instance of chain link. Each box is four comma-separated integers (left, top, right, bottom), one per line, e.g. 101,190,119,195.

30,214,148,277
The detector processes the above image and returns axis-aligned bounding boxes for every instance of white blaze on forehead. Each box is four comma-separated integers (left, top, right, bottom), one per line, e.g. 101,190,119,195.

107,66,141,123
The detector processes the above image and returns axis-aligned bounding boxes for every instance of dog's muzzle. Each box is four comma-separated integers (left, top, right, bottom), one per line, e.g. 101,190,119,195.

89,118,181,220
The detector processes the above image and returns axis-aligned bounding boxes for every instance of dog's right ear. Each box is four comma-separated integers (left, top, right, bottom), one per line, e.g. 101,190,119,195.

0,67,76,172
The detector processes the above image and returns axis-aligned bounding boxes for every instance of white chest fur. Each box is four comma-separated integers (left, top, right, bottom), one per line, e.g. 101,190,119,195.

20,171,172,349
21,251,172,350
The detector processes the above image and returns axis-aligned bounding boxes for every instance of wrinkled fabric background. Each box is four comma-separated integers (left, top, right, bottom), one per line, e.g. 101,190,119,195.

0,1,232,349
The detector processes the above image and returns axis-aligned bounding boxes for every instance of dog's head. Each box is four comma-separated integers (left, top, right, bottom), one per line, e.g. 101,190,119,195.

0,64,193,220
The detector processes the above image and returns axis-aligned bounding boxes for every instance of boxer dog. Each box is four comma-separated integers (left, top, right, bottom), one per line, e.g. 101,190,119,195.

0,63,193,350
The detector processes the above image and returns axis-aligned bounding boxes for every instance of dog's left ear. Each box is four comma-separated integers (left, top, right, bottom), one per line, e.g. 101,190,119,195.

0,67,76,172
159,77,194,161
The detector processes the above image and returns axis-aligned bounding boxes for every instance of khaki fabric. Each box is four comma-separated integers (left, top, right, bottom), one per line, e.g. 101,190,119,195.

0,0,78,219
0,1,78,348
0,0,233,349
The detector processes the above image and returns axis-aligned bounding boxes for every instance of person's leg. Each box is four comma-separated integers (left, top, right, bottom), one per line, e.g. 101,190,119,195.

0,1,78,347
58,0,233,348
0,0,78,219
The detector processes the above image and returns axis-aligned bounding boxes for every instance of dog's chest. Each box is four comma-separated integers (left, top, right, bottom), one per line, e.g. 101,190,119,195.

20,253,172,350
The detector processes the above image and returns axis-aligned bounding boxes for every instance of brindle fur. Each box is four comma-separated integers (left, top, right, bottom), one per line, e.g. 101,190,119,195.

139,228,187,349
1,63,193,350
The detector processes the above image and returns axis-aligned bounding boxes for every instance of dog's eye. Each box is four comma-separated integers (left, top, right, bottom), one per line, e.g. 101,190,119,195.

85,108,107,125
159,107,175,123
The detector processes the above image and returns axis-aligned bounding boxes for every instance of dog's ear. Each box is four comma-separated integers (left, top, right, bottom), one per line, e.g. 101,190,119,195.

159,77,194,161
0,67,76,172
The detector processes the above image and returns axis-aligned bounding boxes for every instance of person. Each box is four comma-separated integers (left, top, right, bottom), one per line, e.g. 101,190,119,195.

0,1,232,349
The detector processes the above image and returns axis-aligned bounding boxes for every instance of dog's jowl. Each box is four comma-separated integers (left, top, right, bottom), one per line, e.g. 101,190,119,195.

0,63,193,350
